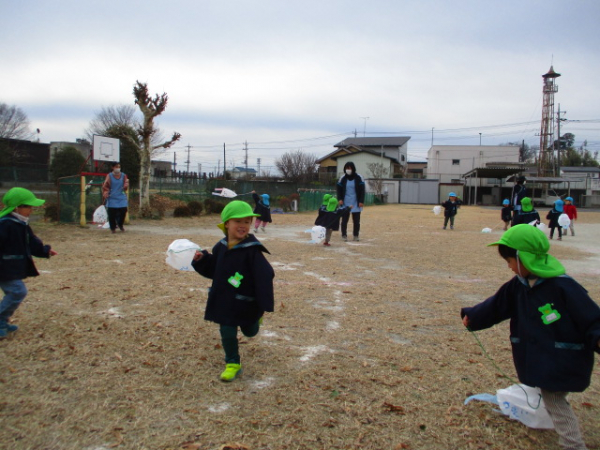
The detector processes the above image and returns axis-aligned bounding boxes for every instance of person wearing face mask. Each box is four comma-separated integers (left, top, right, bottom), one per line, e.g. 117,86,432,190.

336,161,365,242
102,162,129,233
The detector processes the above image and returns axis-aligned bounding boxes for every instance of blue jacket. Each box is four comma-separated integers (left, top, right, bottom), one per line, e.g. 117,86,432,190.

0,216,52,281
461,275,600,392
192,234,274,327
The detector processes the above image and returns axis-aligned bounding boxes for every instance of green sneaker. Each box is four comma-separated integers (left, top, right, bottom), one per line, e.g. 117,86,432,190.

220,363,242,382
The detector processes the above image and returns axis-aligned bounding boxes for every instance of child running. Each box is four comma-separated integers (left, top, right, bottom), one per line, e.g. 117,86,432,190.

461,224,600,450
0,188,58,339
192,201,275,382
441,192,462,230
546,199,564,240
251,191,272,233
314,193,332,228
501,198,512,231
320,197,350,246
563,197,577,237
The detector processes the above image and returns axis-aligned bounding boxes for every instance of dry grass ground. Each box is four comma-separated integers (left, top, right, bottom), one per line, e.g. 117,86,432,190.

1,204,599,450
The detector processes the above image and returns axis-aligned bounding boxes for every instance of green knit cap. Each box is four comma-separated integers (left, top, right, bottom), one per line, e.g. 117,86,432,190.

326,197,338,212
217,200,260,234
0,187,45,218
322,194,332,206
488,224,565,278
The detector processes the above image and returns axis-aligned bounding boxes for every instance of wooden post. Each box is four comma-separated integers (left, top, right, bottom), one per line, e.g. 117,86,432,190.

80,175,87,227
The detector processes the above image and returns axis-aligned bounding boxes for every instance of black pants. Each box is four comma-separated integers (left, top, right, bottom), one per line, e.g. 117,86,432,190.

107,207,127,231
341,211,361,238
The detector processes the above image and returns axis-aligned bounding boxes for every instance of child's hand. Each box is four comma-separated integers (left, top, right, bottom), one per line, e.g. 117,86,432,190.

462,315,470,328
193,250,203,261
49,249,58,257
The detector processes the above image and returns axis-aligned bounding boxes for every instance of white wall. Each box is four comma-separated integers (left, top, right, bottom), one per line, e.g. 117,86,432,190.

426,145,520,184
336,153,395,180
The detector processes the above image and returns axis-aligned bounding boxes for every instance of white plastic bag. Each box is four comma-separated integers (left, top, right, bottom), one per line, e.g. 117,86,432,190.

496,384,554,429
310,226,326,244
433,205,442,215
93,205,108,224
166,239,202,272
558,213,570,229
481,227,492,233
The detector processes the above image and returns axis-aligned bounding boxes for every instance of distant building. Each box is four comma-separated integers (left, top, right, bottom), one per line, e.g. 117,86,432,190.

231,167,257,180
49,140,92,166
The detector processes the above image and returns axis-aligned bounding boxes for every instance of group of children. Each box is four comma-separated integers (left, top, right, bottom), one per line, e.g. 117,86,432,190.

2,186,599,450
501,196,578,240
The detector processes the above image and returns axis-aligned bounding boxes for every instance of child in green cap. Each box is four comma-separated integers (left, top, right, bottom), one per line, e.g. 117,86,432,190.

0,188,58,339
461,224,600,450
191,200,274,382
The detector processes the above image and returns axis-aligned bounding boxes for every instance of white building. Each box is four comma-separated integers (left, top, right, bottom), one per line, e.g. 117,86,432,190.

426,145,521,184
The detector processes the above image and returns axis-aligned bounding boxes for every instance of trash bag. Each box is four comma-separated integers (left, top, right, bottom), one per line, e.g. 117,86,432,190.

93,205,108,224
558,213,571,229
310,226,326,244
496,384,554,429
166,239,202,272
433,205,442,215
481,228,492,233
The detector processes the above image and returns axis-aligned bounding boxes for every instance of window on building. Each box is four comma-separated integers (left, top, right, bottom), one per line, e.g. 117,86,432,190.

452,159,460,165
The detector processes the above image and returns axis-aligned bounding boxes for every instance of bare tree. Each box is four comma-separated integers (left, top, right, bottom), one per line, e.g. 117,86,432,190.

85,105,138,141
275,150,318,182
367,162,389,202
0,103,34,140
129,81,181,215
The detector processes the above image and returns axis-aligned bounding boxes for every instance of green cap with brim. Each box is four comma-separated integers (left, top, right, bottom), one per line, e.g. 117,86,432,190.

488,224,565,278
0,187,45,218
217,200,260,234
521,197,533,212
326,197,338,212
322,194,332,206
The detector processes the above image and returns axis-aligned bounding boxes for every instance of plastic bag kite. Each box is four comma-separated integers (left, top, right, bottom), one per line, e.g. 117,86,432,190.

212,188,238,198
558,213,571,230
432,205,442,215
166,239,202,272
310,226,326,244
496,384,554,429
92,205,108,224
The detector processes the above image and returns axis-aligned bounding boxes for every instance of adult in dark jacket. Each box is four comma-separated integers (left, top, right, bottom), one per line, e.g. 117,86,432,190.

336,161,365,242
510,175,527,225
461,225,600,449
0,188,57,338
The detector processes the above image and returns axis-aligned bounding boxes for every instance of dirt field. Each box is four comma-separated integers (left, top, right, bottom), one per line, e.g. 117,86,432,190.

1,204,599,450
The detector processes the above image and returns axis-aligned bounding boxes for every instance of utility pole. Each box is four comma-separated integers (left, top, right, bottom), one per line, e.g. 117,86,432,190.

244,141,248,173
557,105,567,177
223,143,226,179
185,144,191,173
257,158,261,178
173,152,177,174
359,117,369,137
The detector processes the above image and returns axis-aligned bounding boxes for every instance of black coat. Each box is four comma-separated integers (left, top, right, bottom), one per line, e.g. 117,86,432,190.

512,209,540,226
546,209,562,228
0,216,51,282
252,193,272,223
461,275,600,392
192,234,274,327
441,199,461,217
501,206,512,222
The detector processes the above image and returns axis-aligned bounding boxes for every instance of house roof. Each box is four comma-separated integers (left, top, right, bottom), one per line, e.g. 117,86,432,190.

233,167,257,173
334,137,410,148
561,166,600,173
316,148,354,163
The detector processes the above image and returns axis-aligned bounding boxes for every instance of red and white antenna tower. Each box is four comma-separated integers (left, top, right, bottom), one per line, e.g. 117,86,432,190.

538,66,561,176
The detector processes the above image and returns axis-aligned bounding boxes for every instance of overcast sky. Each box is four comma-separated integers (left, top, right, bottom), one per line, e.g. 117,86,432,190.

2,0,599,174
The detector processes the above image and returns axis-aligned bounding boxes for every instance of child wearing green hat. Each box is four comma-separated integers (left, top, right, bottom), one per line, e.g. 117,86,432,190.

191,200,274,382
461,224,600,450
0,188,58,339
314,193,332,228
511,197,541,227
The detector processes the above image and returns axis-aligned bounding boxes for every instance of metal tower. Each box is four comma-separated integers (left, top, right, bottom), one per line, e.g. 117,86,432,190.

538,66,561,176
